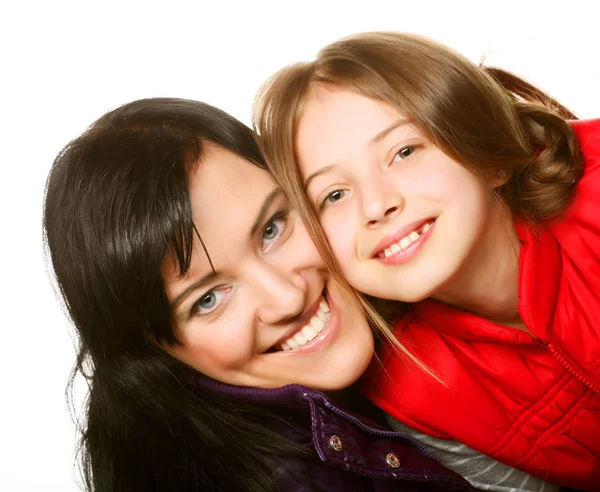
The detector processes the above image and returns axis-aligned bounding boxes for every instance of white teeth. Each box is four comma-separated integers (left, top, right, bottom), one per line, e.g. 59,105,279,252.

302,325,318,342
294,332,307,345
381,220,434,258
311,317,325,332
276,296,331,351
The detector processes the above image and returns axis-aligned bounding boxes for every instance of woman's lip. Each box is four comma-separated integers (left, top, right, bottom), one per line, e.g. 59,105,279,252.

270,293,323,348
270,288,340,355
371,217,436,258
376,219,435,265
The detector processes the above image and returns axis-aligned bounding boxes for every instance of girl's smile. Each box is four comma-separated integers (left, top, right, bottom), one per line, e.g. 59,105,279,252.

295,87,518,307
371,218,436,264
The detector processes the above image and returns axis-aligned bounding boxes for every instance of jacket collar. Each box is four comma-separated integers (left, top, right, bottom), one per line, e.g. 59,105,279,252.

184,370,321,411
413,219,560,343
513,219,560,341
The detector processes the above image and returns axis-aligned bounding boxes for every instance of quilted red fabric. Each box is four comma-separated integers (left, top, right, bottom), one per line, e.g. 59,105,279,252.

361,119,600,491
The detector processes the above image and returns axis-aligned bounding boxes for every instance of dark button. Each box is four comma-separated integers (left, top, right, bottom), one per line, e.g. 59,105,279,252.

386,452,401,468
328,435,343,452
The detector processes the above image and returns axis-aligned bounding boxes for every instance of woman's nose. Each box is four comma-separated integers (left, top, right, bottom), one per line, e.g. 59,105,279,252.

253,265,306,325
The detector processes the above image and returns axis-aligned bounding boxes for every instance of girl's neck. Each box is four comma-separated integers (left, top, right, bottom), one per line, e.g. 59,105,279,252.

432,203,525,328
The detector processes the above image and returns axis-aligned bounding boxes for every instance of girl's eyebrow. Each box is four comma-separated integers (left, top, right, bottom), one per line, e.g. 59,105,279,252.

171,271,219,310
369,118,410,145
304,166,334,189
304,119,411,188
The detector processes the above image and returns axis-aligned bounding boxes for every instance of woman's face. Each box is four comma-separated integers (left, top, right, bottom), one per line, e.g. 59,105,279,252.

163,142,374,390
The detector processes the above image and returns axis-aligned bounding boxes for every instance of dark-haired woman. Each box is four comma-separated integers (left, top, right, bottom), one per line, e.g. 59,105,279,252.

44,98,475,491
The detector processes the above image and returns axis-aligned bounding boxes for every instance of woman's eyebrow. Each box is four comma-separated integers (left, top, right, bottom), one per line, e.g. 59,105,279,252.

169,188,284,311
170,271,219,310
249,187,284,239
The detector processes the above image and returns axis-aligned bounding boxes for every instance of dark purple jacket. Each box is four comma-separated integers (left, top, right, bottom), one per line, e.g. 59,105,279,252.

190,375,473,491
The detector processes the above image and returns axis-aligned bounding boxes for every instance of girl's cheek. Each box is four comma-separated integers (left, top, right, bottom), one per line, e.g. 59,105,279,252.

329,233,358,274
322,215,359,259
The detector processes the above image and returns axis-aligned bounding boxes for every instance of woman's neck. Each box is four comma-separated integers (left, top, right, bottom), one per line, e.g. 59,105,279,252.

432,203,524,328
327,385,389,427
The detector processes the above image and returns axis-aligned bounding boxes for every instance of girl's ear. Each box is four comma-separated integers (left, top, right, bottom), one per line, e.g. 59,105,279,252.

490,168,511,188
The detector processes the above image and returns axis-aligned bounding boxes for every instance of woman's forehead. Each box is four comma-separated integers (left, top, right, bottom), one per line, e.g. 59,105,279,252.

190,144,276,217
188,145,278,254
162,143,281,298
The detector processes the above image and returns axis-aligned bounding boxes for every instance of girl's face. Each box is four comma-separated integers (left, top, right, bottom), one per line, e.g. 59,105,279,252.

295,87,500,302
163,142,373,390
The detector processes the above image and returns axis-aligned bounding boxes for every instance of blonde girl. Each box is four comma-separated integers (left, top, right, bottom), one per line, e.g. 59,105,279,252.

254,32,600,491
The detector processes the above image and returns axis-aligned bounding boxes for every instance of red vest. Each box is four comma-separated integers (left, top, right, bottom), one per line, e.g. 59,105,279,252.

361,119,600,491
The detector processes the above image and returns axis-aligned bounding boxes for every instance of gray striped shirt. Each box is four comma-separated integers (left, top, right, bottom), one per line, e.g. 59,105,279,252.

386,415,560,492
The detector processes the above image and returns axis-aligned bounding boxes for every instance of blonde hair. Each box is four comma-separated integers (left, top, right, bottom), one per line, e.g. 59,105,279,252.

253,31,583,377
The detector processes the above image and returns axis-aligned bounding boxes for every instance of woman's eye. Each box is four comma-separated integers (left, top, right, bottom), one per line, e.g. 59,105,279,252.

192,289,227,316
263,219,282,243
321,189,348,208
392,145,416,164
261,212,290,253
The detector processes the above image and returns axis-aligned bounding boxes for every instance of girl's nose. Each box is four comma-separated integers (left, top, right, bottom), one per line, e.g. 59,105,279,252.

360,174,404,226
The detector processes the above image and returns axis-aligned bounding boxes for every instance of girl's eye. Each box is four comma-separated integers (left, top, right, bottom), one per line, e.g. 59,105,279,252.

392,145,416,164
191,288,228,316
321,189,348,209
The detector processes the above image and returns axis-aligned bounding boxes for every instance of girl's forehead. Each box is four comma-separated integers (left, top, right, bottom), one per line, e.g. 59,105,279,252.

296,90,407,169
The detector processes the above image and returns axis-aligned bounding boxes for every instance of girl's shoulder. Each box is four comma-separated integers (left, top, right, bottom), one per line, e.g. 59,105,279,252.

553,118,600,230
570,118,600,172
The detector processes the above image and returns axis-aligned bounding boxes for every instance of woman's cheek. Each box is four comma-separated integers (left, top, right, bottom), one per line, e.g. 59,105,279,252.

172,320,254,374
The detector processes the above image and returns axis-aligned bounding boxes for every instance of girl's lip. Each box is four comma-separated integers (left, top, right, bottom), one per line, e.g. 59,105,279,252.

376,219,435,265
270,287,340,355
371,217,436,258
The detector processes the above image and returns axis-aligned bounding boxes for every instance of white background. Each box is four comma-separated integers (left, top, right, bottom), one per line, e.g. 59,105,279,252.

1,1,598,490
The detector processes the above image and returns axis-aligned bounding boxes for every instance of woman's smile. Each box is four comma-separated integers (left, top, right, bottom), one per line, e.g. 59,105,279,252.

163,142,374,390
271,291,340,354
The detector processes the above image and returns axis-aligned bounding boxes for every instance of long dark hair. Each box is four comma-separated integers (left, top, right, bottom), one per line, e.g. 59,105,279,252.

44,98,313,492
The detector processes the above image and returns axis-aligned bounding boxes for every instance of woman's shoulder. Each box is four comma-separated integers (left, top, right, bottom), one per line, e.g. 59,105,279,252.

189,373,472,490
